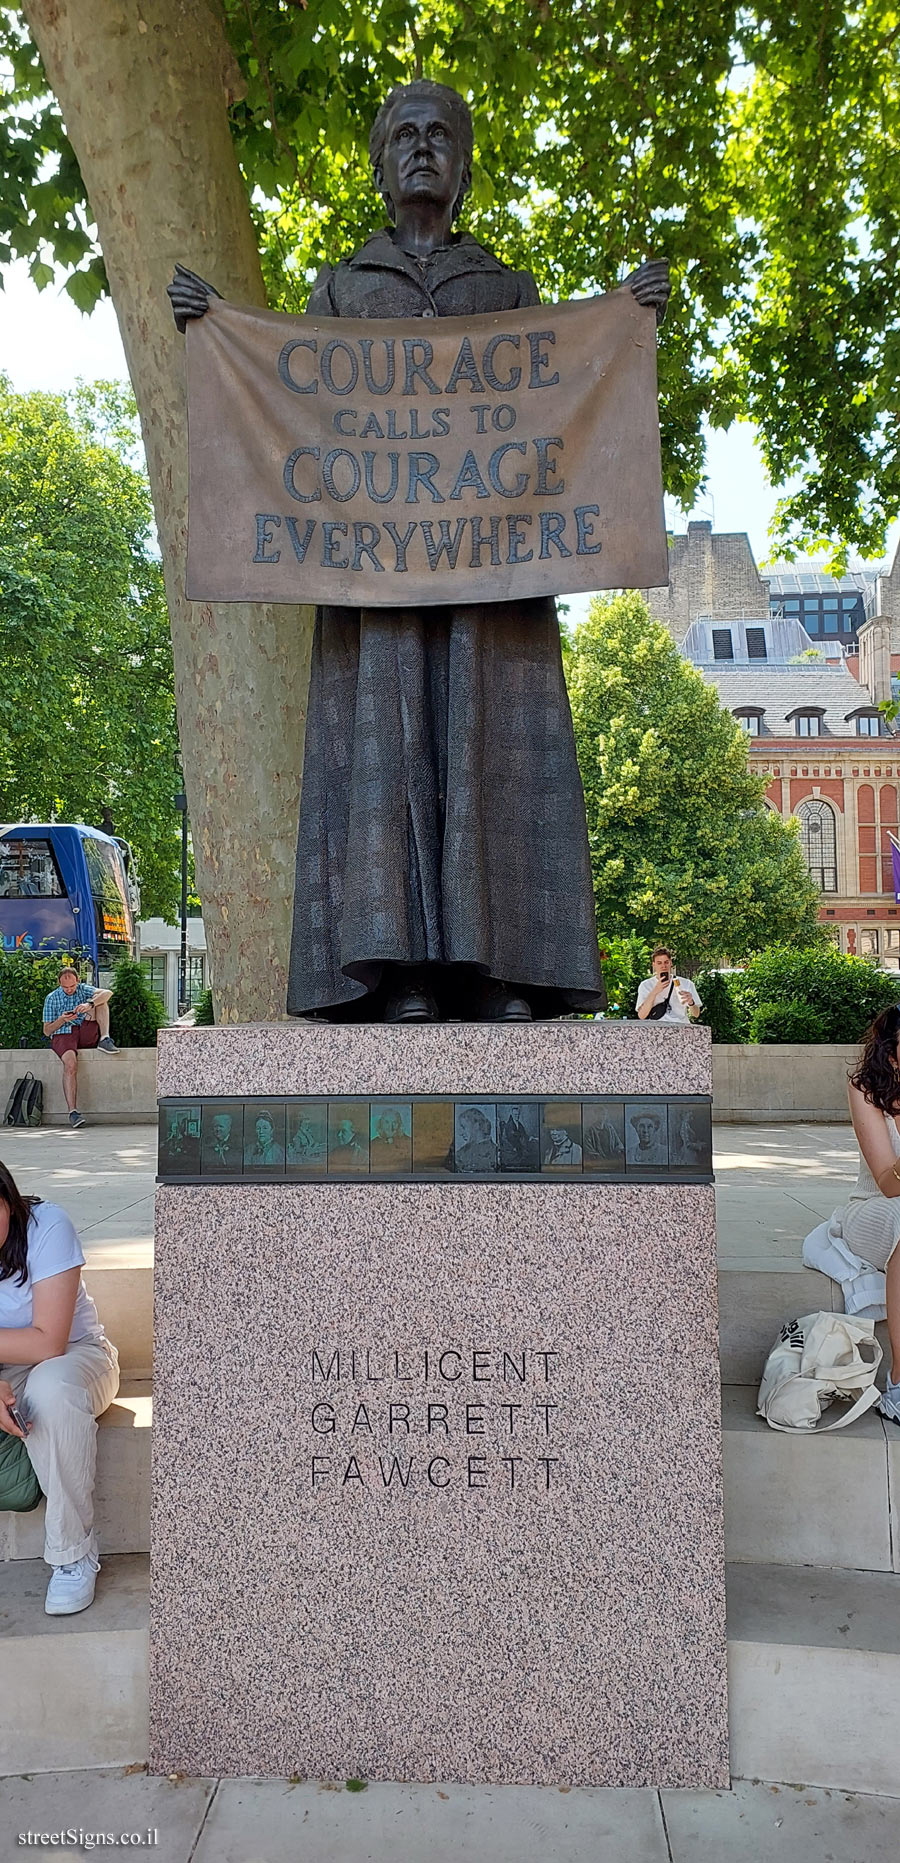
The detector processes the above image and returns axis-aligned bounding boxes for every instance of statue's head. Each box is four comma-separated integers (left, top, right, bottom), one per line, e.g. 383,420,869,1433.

369,80,473,225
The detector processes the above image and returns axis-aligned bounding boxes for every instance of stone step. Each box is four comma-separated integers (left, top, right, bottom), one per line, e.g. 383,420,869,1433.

717,1265,841,1385
0,1382,152,1561
722,1385,899,1573
82,1260,153,1379
727,1562,900,1797
0,1553,149,1773
4,1556,898,1791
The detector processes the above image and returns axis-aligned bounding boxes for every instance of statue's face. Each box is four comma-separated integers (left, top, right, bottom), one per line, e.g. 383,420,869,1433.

381,94,466,216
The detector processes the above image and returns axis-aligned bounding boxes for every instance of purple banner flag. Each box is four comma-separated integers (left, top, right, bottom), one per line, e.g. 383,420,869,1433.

890,833,900,904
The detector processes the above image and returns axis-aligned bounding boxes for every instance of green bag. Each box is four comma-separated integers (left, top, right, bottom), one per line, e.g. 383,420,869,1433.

0,1427,42,1512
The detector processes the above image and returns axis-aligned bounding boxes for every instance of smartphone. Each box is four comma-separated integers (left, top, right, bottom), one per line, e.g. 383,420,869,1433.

7,1400,30,1437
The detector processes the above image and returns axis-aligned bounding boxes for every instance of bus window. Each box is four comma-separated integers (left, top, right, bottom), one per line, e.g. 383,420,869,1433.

81,834,133,964
0,838,65,899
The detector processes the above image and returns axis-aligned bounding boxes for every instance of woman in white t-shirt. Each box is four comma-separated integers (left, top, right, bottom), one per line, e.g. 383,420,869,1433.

0,1162,119,1615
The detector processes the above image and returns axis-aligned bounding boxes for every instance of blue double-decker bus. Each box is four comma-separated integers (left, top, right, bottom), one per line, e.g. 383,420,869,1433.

0,823,138,980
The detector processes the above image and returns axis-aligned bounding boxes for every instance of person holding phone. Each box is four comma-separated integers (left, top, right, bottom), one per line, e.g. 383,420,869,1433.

635,947,702,1024
0,1162,119,1614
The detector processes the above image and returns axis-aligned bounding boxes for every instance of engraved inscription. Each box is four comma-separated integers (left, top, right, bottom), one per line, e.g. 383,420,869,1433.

308,1345,562,1493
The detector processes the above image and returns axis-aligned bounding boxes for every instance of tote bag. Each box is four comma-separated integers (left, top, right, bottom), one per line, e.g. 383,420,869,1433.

757,1311,882,1432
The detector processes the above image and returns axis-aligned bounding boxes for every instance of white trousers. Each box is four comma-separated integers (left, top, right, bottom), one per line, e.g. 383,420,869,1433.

2,1334,119,1566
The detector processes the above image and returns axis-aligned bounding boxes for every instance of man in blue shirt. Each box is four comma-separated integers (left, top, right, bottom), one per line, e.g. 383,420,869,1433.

42,967,118,1129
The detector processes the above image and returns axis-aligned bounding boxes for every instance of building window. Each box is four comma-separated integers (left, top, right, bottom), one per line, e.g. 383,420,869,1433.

746,627,767,660
712,628,734,661
857,714,880,737
140,955,167,1006
737,712,763,736
185,956,206,1007
859,927,880,958
795,714,822,737
797,799,838,893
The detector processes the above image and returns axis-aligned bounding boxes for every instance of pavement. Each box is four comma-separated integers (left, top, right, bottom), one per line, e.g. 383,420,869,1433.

5,1118,898,1858
0,1772,898,1863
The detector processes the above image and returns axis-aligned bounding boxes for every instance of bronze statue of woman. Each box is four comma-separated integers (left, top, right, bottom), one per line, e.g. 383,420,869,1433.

170,80,669,1024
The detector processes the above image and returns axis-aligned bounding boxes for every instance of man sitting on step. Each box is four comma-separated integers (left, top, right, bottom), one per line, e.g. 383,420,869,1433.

42,966,118,1131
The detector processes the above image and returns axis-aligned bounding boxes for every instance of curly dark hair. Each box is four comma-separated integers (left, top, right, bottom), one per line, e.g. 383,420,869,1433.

0,1159,42,1288
369,80,473,225
849,1004,900,1114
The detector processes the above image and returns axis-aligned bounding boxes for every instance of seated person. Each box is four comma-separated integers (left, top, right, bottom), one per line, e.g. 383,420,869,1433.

0,1162,119,1614
805,1006,900,1425
42,966,118,1130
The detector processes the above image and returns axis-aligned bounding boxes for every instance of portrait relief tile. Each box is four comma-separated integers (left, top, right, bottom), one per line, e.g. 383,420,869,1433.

243,1102,287,1171
624,1101,669,1170
412,1100,456,1175
286,1101,328,1173
369,1100,413,1174
158,1104,202,1176
496,1100,541,1172
327,1100,370,1174
540,1100,584,1173
453,1101,499,1175
200,1100,245,1177
581,1101,626,1172
668,1100,712,1171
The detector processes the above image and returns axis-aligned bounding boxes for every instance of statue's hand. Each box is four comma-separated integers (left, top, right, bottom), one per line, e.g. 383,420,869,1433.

167,263,222,335
625,258,670,326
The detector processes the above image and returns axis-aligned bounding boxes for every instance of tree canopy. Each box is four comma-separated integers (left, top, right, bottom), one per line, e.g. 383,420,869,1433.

1,2,899,560
566,592,823,965
0,377,181,918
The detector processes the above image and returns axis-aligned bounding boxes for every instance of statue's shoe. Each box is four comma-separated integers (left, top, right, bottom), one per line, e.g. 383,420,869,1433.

384,985,440,1023
478,981,533,1022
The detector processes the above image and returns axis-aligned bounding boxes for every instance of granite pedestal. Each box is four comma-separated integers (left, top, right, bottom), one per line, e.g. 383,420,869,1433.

151,1022,728,1786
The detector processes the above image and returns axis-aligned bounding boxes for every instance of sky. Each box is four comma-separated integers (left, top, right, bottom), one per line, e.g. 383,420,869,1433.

2,257,892,599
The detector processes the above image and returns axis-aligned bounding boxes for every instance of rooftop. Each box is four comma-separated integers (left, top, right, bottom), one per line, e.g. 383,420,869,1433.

700,662,891,739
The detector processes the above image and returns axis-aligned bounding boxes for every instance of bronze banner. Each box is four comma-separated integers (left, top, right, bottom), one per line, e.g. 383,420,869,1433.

186,289,668,607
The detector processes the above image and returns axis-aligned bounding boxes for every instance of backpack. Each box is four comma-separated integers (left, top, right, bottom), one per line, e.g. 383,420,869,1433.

3,1072,43,1128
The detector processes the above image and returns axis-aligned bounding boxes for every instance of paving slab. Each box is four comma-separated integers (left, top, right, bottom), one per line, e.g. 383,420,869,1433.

0,1769,214,1863
194,1780,671,1863
664,1778,900,1863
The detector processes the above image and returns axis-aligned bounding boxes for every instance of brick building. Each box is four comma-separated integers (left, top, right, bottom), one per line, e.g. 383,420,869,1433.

653,524,900,966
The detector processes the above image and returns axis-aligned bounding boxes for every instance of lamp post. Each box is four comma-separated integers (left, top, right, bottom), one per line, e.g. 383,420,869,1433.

174,788,188,1016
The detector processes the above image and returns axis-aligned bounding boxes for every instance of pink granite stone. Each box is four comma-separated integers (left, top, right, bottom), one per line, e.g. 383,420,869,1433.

150,1025,727,1787
156,1018,711,1101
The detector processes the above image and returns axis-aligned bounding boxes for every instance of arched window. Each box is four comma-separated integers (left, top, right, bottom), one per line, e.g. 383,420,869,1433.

797,799,837,893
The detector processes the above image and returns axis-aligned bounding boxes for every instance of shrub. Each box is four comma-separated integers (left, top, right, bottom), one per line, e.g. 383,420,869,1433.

192,986,215,1026
597,933,650,1019
733,945,900,1045
108,956,166,1047
0,948,87,1048
747,1000,828,1044
695,970,743,1043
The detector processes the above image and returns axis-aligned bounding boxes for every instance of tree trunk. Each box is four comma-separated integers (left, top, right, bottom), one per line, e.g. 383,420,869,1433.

22,0,313,1022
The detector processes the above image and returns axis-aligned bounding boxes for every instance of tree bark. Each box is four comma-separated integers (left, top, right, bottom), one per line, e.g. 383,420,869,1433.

22,0,313,1022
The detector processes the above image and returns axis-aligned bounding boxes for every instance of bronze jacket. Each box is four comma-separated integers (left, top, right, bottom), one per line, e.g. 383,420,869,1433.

307,229,540,322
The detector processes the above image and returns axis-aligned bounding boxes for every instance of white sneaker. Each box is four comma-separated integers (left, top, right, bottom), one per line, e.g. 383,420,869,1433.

45,1553,100,1616
879,1380,900,1426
